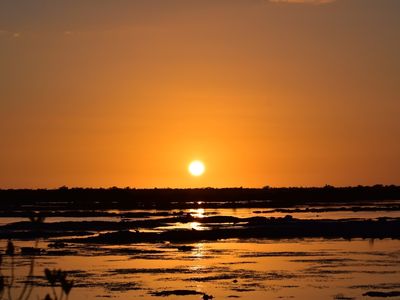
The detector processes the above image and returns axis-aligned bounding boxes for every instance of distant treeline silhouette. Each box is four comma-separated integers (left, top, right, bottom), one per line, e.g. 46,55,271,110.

0,185,399,210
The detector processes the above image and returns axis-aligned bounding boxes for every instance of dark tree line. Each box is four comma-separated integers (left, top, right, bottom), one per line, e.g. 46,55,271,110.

0,185,399,210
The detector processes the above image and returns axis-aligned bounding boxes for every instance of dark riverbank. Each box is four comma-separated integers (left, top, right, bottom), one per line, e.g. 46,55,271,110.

1,215,399,241
70,218,400,243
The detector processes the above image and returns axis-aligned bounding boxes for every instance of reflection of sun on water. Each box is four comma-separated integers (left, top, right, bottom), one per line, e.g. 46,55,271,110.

189,208,205,218
190,222,202,231
188,244,206,290
190,243,205,292
192,242,205,259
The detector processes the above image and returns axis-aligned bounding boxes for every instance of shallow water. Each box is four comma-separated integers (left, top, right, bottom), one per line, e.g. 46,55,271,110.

1,204,399,299
1,238,399,300
1,205,400,226
185,207,400,220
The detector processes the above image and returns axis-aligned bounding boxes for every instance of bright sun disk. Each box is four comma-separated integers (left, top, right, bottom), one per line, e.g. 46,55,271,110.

188,160,205,176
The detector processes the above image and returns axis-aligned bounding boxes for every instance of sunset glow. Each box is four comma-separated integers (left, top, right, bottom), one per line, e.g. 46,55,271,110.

1,2,400,300
0,0,399,188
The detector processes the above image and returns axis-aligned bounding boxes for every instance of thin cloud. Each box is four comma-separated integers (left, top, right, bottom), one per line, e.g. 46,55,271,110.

0,30,21,38
269,0,335,4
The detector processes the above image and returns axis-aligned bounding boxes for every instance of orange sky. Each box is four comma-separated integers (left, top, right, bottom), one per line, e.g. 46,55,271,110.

1,0,399,188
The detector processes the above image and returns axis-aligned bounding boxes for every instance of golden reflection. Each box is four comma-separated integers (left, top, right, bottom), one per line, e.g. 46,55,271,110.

192,242,205,259
190,222,203,231
189,208,205,218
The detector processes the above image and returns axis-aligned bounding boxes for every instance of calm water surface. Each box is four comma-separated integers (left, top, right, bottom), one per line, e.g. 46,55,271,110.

1,238,399,300
1,206,399,299
2,206,400,226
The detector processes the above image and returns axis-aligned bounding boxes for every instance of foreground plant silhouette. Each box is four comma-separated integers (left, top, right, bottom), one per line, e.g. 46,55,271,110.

43,268,73,300
0,214,73,300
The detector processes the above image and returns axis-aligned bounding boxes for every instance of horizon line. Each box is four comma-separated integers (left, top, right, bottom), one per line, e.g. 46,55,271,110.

1,184,399,191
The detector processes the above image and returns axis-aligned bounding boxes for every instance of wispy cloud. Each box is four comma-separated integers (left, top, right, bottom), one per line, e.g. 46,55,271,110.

269,0,335,4
0,30,21,38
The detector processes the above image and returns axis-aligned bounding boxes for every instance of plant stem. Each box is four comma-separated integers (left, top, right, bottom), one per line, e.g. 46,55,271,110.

8,255,15,300
51,286,58,300
19,240,38,300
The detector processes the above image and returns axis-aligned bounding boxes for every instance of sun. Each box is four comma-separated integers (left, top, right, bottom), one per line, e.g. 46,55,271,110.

188,160,205,177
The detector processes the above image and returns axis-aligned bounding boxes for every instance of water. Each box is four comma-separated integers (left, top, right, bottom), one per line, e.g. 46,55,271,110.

1,206,399,299
2,206,400,226
2,238,399,300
